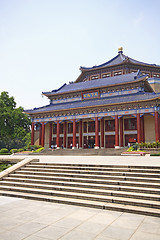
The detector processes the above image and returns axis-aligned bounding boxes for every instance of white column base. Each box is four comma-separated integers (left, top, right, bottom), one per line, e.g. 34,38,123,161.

101,147,105,149
72,147,76,150
56,147,60,149
94,146,100,149
115,146,120,149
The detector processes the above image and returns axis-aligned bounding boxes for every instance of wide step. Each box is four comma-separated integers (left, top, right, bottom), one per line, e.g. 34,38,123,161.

0,162,160,217
0,190,160,217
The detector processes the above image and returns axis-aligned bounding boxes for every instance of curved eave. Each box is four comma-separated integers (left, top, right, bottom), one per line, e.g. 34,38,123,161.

124,58,160,68
28,93,160,115
42,83,67,97
76,58,160,83
26,96,160,116
41,75,147,98
80,57,159,72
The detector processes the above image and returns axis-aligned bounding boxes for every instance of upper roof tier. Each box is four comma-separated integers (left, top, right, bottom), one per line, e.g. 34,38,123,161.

80,47,159,72
42,72,151,97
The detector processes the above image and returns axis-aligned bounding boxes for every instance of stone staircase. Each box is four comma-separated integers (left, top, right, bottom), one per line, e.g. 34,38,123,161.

38,148,125,156
0,162,160,217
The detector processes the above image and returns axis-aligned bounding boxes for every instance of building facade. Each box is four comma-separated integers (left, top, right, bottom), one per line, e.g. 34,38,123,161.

26,48,160,149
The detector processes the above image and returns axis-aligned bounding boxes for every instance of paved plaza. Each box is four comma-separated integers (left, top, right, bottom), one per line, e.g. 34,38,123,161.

0,195,160,240
0,155,160,239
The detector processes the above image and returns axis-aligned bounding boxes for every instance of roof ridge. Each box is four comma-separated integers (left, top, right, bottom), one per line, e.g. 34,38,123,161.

80,53,121,70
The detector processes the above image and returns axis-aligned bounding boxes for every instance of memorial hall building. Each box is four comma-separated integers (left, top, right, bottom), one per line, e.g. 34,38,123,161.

26,48,160,149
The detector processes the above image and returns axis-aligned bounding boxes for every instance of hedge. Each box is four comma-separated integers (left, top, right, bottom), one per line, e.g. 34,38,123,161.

0,148,8,153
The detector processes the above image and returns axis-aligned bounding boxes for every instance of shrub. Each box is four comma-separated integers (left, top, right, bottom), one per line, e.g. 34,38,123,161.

0,163,12,172
0,148,8,153
0,153,10,155
18,148,24,152
10,149,18,154
150,152,160,156
33,147,44,153
151,142,156,148
27,145,42,150
127,146,134,152
156,141,160,148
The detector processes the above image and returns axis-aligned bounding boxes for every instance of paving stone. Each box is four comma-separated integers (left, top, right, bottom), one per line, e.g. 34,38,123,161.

95,236,117,240
24,235,51,240
51,217,82,230
143,215,160,224
99,225,135,240
67,209,96,221
137,222,160,235
75,221,106,234
35,225,70,240
31,213,64,225
110,212,144,230
88,211,122,225
59,229,96,240
130,231,160,240
0,230,29,240
13,221,47,235
0,217,24,230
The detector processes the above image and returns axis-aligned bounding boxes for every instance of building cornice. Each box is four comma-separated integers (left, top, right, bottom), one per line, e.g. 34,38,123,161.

27,95,160,116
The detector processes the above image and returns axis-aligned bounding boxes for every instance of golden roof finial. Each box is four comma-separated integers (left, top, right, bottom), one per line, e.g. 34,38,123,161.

118,47,123,53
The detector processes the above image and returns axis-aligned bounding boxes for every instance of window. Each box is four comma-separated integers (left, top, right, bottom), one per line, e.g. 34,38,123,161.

53,124,57,134
88,121,95,132
91,75,99,80
105,120,115,131
124,118,137,130
153,73,160,78
114,71,122,76
76,122,79,133
102,73,111,78
83,122,87,133
68,123,73,133
60,124,63,134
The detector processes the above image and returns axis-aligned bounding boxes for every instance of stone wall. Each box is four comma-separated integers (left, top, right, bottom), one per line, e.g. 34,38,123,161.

144,114,155,142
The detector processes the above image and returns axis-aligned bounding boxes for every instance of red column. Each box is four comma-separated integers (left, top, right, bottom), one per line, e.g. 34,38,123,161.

155,112,160,142
31,122,35,145
39,124,42,146
64,121,67,148
140,115,145,142
41,122,45,147
115,115,119,147
137,113,141,143
95,117,99,148
56,120,60,148
79,120,82,148
120,117,123,147
49,123,52,148
73,119,76,148
100,118,104,148
159,115,160,140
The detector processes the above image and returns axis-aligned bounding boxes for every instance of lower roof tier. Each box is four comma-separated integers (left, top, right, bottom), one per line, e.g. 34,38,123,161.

26,91,160,115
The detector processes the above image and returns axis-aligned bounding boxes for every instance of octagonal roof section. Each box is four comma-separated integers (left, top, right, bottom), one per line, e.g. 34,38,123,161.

42,71,152,98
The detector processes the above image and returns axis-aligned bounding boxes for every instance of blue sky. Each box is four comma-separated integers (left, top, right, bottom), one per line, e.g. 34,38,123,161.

0,0,160,109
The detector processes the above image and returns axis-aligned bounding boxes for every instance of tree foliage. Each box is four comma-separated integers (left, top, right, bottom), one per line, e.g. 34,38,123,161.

0,91,31,149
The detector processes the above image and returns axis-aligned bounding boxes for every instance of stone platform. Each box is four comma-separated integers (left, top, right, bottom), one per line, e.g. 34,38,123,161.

0,155,160,239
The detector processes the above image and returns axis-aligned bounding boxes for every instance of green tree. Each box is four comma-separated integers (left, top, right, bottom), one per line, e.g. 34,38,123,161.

0,91,31,149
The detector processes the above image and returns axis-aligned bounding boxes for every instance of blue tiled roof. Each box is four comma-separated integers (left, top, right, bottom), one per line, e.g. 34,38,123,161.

43,72,143,96
26,92,160,114
80,52,159,71
148,77,160,84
